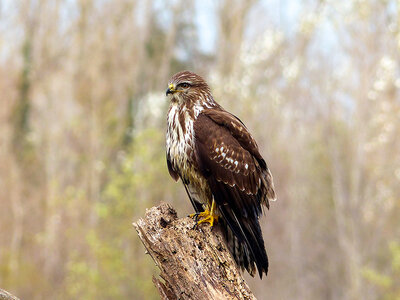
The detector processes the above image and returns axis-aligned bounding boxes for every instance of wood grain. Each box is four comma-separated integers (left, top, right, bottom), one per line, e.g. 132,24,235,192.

133,203,256,300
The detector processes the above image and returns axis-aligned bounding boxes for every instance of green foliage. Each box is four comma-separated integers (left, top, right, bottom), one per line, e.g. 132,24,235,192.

63,128,171,299
363,242,400,300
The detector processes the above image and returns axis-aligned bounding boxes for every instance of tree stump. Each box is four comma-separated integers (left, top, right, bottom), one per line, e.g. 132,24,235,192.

0,289,20,300
133,202,256,300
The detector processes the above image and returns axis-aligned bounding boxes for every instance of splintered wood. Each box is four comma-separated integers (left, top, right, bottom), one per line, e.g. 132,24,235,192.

133,203,256,300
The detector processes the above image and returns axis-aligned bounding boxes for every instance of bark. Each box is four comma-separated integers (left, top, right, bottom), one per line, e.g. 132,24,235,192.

133,203,256,300
0,289,20,300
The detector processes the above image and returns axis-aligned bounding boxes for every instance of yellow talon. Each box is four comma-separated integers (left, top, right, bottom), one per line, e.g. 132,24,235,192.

197,214,217,227
189,212,198,218
189,209,210,220
191,201,219,228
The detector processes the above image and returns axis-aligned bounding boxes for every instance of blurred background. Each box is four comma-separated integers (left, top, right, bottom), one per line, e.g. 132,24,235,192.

0,0,399,299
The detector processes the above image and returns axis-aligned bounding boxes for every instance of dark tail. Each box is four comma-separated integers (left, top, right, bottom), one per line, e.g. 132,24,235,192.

207,175,270,278
219,210,269,278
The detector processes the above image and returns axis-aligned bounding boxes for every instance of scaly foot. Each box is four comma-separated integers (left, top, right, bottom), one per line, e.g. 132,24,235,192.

190,201,219,228
196,210,218,227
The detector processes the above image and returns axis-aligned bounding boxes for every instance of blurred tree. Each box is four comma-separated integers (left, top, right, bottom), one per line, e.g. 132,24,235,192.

0,0,399,299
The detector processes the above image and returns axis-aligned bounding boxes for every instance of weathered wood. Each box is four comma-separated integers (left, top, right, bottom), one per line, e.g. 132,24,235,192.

133,202,256,300
0,289,20,300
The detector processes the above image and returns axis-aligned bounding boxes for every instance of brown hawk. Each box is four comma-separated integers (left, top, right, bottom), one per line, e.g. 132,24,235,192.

165,71,276,278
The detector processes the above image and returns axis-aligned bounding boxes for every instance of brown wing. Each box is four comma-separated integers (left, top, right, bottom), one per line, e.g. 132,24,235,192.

199,108,276,206
201,109,263,163
194,109,275,277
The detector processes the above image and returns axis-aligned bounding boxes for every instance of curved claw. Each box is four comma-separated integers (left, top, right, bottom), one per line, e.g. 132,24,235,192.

188,212,200,219
188,212,201,224
197,214,218,227
192,204,219,229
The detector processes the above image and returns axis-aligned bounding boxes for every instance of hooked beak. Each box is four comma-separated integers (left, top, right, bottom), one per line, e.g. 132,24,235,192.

166,83,175,96
166,83,181,96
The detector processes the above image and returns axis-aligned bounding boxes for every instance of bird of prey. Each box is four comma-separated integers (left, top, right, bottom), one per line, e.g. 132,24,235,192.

165,71,276,278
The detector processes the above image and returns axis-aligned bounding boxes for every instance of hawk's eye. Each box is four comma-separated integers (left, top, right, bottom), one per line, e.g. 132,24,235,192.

179,82,190,89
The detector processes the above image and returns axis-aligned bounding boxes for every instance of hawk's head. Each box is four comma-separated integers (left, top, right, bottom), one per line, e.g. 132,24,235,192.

166,71,214,106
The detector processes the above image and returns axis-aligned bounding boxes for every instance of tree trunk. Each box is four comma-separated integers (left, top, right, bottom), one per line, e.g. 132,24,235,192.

133,203,256,300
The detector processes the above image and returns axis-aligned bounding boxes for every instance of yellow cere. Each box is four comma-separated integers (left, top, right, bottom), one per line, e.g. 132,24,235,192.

169,83,175,90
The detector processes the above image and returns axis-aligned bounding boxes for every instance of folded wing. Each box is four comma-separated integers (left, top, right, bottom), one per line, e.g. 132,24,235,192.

194,109,276,277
